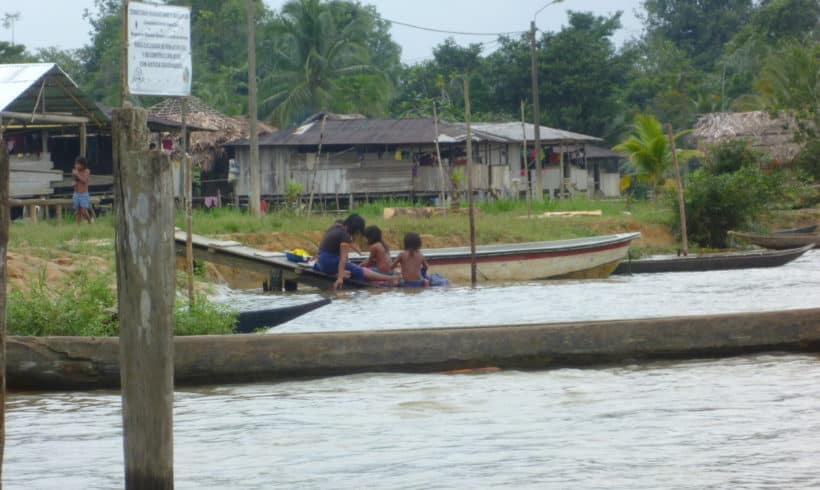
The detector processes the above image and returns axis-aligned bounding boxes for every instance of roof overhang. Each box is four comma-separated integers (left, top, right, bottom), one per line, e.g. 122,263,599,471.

0,63,108,128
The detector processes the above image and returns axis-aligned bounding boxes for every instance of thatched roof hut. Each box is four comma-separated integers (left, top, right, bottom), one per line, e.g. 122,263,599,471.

693,111,802,163
148,96,274,170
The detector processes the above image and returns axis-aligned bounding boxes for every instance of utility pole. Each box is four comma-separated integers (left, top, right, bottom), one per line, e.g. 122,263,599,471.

529,20,543,202
246,0,261,216
530,0,564,202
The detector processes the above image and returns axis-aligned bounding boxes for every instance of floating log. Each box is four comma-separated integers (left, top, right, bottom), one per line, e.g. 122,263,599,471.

7,307,820,391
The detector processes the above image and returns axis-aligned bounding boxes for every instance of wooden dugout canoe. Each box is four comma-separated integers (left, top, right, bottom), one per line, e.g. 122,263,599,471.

612,244,814,275
234,298,331,333
7,307,820,390
728,230,820,250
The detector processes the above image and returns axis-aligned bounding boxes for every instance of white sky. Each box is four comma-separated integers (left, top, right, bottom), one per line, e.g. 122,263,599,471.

5,0,645,64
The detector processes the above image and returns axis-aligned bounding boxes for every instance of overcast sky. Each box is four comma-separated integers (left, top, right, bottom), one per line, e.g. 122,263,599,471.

5,0,645,64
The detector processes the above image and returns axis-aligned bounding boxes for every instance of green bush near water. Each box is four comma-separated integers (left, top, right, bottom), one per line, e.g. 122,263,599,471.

7,269,237,337
676,141,788,248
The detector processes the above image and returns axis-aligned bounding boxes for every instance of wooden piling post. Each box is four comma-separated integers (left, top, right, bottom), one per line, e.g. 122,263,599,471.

463,78,477,286
79,123,87,158
112,106,175,489
182,97,194,308
667,123,689,256
433,102,447,208
246,0,261,216
0,137,9,479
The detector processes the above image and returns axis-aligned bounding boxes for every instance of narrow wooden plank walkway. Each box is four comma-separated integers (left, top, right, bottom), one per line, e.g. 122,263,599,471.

173,230,368,289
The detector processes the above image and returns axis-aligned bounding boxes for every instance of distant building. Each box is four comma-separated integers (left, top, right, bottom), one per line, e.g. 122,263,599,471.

693,111,802,164
225,114,622,203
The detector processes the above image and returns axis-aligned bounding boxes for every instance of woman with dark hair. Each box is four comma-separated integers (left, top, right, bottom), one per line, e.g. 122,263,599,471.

314,214,397,290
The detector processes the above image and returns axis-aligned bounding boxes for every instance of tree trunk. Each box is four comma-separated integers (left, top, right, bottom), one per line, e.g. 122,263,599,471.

112,107,175,489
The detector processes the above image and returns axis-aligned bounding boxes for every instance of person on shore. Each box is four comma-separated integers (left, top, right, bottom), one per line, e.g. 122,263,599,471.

391,232,430,287
361,226,392,274
315,214,398,290
72,156,92,224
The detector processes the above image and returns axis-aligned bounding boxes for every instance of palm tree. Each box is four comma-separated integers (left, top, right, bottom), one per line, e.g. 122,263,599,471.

613,114,672,198
613,113,699,200
260,0,376,126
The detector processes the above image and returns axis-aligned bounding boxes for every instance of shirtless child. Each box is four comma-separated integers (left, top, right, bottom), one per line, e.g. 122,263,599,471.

72,156,92,224
391,232,430,287
361,226,392,274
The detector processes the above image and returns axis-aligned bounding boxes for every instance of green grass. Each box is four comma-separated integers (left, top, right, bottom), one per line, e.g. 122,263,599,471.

7,267,238,337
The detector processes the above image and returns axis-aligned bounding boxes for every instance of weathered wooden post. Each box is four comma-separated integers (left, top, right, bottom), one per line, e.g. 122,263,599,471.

667,123,689,256
463,78,477,286
113,106,176,488
432,102,447,208
520,100,531,218
0,135,9,479
246,0,262,216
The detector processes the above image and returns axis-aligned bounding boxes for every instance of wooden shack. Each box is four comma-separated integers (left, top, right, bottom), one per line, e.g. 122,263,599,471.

1,63,108,198
693,111,802,164
225,114,611,203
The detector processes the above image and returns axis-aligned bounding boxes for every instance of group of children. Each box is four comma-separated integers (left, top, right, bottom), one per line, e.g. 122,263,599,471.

361,226,430,288
314,214,430,290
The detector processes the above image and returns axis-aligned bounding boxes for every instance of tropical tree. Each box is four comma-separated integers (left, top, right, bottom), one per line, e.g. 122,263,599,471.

757,40,820,140
260,0,393,126
613,113,697,199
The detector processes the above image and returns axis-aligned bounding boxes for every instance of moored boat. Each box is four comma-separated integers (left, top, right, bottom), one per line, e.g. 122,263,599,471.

411,232,641,282
773,224,818,235
612,244,813,275
234,298,331,333
728,230,820,250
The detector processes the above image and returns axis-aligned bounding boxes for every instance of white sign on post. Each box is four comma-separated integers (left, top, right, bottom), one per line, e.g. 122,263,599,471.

127,2,191,96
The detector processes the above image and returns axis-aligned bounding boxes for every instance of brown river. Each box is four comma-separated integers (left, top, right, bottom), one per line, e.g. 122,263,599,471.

5,250,820,489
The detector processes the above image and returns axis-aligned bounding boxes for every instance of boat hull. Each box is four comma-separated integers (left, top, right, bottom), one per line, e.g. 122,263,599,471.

421,233,639,282
612,244,814,274
729,231,820,250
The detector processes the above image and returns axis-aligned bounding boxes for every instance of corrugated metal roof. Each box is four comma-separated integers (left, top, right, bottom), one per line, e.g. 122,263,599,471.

470,122,601,144
0,63,107,126
228,118,514,147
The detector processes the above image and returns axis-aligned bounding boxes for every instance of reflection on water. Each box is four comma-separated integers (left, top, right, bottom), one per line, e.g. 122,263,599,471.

7,354,820,489
5,251,820,489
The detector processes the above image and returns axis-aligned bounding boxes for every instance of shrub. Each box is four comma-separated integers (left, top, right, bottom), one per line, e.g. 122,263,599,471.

173,293,237,336
7,269,237,336
705,138,764,175
7,269,118,337
679,166,783,247
792,138,820,181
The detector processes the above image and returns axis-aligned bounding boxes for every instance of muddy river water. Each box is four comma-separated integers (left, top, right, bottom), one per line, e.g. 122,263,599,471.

5,250,820,489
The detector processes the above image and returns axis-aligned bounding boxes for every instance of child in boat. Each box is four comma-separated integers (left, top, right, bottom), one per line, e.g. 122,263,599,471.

391,232,430,287
361,226,392,274
314,214,397,290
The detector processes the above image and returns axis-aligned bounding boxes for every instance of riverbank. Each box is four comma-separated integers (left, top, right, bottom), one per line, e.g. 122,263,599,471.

7,199,677,288
5,199,818,314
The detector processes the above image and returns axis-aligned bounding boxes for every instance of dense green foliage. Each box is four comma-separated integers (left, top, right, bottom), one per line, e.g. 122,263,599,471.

1,0,817,159
679,141,784,248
